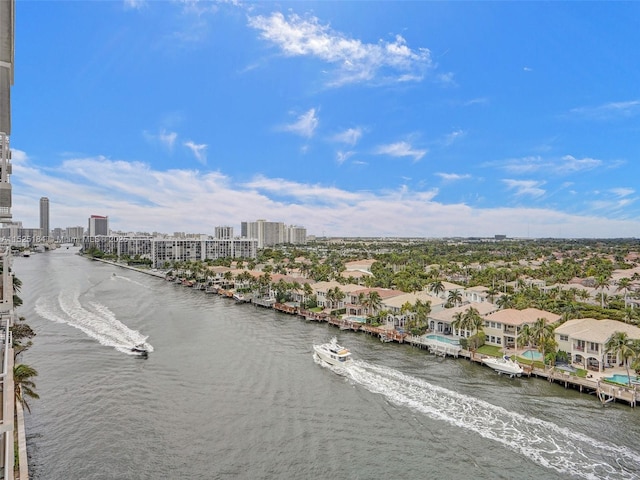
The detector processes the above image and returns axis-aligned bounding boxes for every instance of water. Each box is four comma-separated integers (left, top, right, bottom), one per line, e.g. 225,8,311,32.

13,248,640,479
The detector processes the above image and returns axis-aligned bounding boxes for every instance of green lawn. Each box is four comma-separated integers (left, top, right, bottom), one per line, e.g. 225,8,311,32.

476,345,503,357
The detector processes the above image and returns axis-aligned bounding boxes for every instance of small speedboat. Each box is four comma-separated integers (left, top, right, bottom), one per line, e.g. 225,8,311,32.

131,343,149,355
313,337,352,366
482,355,523,377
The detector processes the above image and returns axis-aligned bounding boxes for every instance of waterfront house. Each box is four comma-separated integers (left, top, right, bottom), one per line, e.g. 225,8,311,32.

482,308,561,349
380,291,446,330
554,318,640,372
312,281,363,311
429,302,498,336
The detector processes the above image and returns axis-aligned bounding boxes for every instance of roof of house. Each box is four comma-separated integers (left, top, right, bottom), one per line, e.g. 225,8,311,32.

382,291,446,309
429,302,499,322
484,308,561,326
554,318,640,343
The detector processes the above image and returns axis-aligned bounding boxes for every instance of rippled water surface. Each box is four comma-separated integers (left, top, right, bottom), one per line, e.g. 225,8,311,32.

14,248,640,479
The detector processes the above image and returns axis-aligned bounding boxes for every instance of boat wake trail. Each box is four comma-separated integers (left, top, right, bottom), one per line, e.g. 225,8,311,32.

333,360,640,480
35,290,153,355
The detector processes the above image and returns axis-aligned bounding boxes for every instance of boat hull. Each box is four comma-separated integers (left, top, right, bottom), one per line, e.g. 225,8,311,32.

482,357,523,377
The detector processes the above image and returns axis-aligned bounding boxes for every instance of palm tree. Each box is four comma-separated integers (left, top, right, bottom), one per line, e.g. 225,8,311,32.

413,299,431,334
364,290,382,315
447,289,463,308
14,363,40,413
451,311,467,337
517,323,533,350
530,318,556,367
605,331,636,387
326,286,345,310
429,280,445,298
616,277,632,308
594,275,611,308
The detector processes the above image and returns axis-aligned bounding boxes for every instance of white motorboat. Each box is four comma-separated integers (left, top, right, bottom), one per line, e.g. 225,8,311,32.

313,337,352,366
131,343,149,356
482,355,523,377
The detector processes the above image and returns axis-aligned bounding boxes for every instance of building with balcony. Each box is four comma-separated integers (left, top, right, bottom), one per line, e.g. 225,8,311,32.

555,318,640,372
482,308,561,349
82,234,258,268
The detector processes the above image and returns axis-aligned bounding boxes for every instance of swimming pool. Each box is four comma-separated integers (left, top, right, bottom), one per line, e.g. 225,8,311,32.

343,315,367,323
426,334,460,346
605,374,640,386
520,349,543,361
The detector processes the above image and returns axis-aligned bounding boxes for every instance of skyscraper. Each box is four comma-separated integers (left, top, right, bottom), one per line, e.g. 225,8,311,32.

88,215,109,237
39,196,49,239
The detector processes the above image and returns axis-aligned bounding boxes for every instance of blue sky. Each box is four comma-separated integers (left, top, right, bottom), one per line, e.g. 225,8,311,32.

10,1,640,238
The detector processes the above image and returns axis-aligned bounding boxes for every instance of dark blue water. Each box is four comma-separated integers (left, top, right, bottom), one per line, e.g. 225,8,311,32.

14,248,640,479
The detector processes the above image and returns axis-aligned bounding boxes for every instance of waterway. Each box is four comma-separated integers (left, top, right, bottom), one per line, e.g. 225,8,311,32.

13,247,640,479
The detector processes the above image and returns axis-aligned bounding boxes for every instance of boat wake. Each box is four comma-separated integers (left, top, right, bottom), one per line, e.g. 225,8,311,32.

321,359,640,480
35,290,153,356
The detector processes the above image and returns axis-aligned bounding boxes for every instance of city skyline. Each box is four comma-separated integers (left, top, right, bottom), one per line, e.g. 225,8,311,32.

8,1,640,238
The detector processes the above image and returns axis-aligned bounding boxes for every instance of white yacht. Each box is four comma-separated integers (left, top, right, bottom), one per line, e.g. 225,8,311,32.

481,355,523,377
313,337,352,366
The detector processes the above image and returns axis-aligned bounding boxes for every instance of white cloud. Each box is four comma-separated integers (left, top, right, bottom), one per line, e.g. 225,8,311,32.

248,12,432,87
281,108,319,138
498,155,602,175
374,141,427,162
184,141,208,165
436,172,471,182
502,179,546,198
144,129,178,151
11,151,640,239
332,127,363,146
123,0,146,10
570,100,640,120
336,151,355,165
443,129,465,146
610,187,634,198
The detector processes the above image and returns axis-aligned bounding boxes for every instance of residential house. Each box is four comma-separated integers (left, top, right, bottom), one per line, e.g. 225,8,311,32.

554,318,640,372
482,308,561,349
429,302,498,336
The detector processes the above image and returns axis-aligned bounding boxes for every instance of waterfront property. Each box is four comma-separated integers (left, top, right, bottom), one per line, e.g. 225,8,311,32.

555,318,640,372
482,308,562,349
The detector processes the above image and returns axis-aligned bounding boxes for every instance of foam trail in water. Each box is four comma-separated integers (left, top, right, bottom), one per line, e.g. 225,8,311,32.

318,358,640,480
111,274,150,289
35,290,153,355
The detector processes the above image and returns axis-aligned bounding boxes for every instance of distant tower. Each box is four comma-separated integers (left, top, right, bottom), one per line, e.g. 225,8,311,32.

88,215,109,237
39,196,49,238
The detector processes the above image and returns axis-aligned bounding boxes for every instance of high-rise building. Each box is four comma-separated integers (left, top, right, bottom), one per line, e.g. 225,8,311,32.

88,215,109,237
39,196,49,239
241,220,307,247
66,226,84,243
0,0,13,224
215,226,233,239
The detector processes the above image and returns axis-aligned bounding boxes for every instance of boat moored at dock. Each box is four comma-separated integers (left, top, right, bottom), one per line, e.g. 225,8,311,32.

482,355,523,377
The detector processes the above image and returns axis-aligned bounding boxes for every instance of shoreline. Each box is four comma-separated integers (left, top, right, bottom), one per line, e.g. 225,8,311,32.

81,253,640,408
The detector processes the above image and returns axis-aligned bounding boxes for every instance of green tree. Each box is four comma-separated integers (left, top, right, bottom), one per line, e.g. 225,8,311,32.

594,275,611,309
605,332,636,387
447,289,463,308
14,363,40,413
